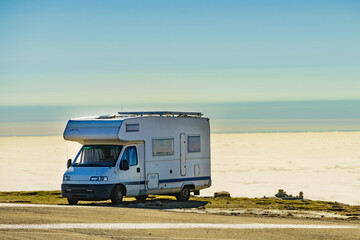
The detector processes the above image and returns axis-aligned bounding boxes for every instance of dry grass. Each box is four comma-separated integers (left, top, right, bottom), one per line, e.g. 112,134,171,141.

0,191,359,216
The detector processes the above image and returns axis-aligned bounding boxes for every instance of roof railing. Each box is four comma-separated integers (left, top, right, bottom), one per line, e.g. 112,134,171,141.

117,111,203,118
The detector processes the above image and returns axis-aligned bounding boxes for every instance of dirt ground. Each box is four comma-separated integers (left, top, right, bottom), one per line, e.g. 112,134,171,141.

0,204,359,240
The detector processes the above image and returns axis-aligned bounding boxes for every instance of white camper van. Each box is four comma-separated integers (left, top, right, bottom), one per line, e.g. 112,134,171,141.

61,111,211,205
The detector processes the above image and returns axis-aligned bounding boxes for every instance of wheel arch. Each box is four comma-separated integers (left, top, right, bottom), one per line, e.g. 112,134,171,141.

181,183,195,191
111,183,127,196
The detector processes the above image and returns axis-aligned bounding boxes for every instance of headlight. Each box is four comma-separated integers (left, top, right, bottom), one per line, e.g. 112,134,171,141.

63,175,71,181
90,176,99,181
90,176,108,181
99,176,108,181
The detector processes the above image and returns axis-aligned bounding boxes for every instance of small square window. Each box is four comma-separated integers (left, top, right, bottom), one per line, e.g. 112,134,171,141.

188,135,200,153
126,123,139,132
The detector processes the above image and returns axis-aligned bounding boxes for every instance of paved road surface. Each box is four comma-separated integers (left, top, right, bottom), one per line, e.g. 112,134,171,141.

0,203,359,239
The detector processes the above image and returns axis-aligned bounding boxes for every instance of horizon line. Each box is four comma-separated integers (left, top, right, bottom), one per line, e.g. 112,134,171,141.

1,99,360,108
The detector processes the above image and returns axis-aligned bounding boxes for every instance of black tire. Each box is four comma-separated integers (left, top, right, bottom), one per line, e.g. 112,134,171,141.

176,186,191,201
135,195,148,201
67,198,78,205
111,185,124,205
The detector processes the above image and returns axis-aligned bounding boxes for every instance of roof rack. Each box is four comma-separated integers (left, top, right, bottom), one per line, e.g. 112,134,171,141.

117,111,203,118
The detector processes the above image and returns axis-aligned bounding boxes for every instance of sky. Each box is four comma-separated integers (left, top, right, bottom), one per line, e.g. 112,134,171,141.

0,0,360,106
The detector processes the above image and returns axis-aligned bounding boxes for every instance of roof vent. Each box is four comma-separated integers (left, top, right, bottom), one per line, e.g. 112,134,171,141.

97,114,117,119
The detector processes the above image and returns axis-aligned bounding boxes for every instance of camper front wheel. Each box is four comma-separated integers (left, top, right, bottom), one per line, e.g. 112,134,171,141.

111,185,124,204
67,198,78,205
176,186,190,201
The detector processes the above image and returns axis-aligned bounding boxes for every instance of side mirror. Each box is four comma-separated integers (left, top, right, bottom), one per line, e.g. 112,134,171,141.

67,159,72,168
120,159,129,171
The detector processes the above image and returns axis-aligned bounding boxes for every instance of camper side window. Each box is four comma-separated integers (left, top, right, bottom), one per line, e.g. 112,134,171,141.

121,146,138,166
188,135,201,153
153,138,174,156
126,123,139,132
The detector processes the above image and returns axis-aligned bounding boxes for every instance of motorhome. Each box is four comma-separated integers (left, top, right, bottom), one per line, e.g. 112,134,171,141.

61,111,211,205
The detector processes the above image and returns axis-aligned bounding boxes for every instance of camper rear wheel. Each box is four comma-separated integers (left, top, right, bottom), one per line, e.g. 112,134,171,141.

67,198,78,205
135,195,148,201
176,186,191,201
111,185,124,205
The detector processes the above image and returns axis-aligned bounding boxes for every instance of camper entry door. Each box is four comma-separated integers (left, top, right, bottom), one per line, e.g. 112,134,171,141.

180,133,186,176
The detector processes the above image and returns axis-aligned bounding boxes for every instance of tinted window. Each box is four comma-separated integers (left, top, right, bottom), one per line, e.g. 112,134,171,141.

73,145,122,167
126,123,139,132
121,146,138,166
188,136,201,153
153,138,174,156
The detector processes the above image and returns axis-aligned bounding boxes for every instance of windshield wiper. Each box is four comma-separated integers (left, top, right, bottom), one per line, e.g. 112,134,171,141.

72,163,102,167
83,163,103,167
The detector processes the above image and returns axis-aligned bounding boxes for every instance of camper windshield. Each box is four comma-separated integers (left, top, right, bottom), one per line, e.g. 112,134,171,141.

72,145,123,167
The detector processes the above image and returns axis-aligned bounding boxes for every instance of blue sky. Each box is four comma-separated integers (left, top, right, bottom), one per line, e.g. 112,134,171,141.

0,0,359,106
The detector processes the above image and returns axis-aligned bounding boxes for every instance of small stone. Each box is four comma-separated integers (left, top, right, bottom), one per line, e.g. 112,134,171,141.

214,191,231,198
285,205,296,210
154,201,163,206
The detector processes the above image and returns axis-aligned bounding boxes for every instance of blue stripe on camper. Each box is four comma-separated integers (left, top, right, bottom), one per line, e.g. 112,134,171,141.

124,181,146,185
123,176,210,186
159,176,211,184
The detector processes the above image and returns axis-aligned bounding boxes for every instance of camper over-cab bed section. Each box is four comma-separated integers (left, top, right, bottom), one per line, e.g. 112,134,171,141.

63,111,208,145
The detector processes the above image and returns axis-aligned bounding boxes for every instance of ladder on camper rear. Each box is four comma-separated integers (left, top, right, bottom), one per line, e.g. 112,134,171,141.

117,111,203,118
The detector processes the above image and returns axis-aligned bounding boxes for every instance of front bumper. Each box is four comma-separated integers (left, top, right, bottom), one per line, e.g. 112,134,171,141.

61,184,115,200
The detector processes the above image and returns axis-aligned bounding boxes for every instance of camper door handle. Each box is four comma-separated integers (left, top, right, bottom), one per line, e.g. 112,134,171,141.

137,168,140,173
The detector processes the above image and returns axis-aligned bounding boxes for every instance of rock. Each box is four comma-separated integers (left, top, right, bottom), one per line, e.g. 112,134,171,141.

214,191,231,198
275,189,305,200
154,201,163,206
275,189,288,198
285,205,296,210
136,203,145,207
299,191,304,199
